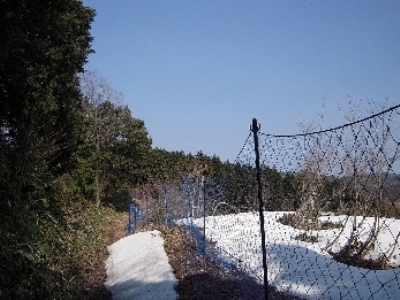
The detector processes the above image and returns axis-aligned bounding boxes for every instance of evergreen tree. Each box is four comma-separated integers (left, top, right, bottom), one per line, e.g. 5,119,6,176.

0,0,95,297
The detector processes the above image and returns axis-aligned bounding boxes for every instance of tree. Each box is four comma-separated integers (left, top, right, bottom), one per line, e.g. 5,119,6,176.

101,102,152,209
79,71,152,209
336,100,400,261
79,70,123,206
0,0,95,297
294,103,332,226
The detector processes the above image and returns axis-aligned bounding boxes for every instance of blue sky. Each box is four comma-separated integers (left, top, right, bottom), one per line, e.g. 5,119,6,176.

82,0,400,162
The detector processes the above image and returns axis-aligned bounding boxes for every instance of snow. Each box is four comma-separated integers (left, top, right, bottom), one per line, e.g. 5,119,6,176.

105,230,178,300
104,213,400,300
186,212,400,300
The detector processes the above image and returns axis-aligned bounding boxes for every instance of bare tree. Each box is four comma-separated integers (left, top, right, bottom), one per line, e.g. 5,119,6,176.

327,99,400,266
356,100,399,258
295,101,332,227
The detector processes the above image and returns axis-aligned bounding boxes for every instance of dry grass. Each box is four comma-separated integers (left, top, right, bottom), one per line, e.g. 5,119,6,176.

78,210,130,300
101,211,130,246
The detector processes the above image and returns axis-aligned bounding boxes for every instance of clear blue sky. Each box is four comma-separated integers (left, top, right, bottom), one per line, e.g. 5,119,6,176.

82,0,400,162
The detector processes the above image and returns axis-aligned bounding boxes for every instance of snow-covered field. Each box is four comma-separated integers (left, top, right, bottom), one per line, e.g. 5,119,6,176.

183,212,400,300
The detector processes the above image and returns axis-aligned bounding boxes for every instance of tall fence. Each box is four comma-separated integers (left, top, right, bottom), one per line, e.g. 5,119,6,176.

128,104,400,300
232,104,400,299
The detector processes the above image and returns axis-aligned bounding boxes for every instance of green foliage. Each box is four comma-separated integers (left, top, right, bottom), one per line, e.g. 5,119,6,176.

228,163,258,211
142,148,232,186
0,0,96,298
81,99,153,209
63,205,109,286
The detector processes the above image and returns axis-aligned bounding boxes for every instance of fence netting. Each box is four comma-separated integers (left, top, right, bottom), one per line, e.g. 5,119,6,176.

128,104,400,300
236,104,400,299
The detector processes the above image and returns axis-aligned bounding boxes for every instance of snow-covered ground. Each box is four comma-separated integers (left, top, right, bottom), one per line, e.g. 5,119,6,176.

105,230,178,300
104,213,400,300
183,212,400,300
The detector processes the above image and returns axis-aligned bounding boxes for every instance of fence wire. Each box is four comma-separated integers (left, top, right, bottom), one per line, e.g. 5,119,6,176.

128,104,400,300
228,105,400,300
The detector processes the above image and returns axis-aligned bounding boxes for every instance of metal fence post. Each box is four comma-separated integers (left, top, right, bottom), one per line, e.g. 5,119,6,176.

251,118,268,300
128,202,137,234
203,171,207,254
183,169,192,220
164,183,168,224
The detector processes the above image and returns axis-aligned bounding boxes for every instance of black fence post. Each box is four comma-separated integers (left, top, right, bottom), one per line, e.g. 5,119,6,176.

251,118,268,300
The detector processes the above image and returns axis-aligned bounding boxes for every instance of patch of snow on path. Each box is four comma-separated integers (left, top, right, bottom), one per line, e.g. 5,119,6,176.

105,230,178,300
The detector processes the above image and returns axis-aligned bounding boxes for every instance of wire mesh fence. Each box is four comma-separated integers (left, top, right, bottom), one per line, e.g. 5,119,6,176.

127,104,400,299
230,104,400,299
